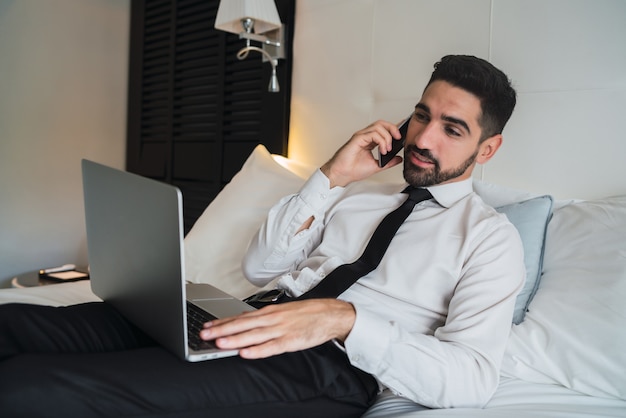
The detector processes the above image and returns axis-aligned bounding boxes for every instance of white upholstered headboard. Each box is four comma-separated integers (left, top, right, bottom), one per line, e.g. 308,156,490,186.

287,0,626,200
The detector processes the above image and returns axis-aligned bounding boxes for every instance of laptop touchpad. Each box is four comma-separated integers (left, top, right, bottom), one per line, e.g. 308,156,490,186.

192,298,255,318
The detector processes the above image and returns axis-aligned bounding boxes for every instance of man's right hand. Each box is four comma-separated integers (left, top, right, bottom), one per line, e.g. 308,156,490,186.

320,120,405,188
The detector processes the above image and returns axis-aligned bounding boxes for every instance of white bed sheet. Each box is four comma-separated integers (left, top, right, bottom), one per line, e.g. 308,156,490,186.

364,377,626,418
1,282,624,417
0,281,99,306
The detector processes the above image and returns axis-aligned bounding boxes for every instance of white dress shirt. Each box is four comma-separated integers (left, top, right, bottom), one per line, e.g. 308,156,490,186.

242,169,525,408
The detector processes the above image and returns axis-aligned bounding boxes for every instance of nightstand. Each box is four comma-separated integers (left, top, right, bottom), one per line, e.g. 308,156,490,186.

11,269,89,288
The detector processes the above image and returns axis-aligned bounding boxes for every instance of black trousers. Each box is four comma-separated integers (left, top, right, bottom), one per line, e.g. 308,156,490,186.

0,302,378,418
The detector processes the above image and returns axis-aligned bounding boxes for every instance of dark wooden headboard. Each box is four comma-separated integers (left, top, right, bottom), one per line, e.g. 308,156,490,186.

125,0,295,233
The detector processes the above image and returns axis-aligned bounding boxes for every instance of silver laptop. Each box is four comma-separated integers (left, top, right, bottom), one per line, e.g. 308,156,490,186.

81,159,255,362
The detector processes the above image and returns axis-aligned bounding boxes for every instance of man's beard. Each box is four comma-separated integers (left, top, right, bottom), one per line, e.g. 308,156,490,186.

403,145,478,188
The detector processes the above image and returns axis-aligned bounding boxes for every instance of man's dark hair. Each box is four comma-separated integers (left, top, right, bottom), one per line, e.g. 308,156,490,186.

426,55,516,141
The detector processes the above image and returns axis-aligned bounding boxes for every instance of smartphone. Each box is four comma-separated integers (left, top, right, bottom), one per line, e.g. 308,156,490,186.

378,115,411,167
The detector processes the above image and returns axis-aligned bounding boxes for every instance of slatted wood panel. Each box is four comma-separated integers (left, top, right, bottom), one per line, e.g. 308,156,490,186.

127,0,294,233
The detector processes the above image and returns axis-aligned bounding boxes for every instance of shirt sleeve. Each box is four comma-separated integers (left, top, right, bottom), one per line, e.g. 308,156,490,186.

242,169,344,287
343,220,526,408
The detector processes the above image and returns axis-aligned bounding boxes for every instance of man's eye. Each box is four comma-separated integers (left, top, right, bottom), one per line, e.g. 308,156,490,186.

415,112,429,122
445,126,461,137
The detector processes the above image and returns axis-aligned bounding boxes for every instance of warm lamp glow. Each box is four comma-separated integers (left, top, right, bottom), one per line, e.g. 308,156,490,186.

271,154,315,179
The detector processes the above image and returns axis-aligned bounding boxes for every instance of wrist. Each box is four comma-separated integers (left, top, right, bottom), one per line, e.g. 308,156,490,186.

320,161,349,189
320,161,337,188
332,300,356,342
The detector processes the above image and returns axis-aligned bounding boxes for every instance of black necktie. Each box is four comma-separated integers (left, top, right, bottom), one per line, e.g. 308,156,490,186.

298,187,433,300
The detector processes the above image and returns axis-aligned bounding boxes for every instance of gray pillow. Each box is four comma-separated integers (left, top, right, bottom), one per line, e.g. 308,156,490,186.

496,195,553,324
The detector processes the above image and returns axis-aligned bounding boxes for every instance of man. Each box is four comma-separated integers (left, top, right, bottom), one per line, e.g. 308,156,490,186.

0,55,524,417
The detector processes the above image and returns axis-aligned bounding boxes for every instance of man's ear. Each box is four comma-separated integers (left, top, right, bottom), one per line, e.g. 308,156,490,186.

476,134,502,164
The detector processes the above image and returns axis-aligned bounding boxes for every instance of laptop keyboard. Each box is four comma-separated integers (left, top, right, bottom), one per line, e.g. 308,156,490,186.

186,301,218,351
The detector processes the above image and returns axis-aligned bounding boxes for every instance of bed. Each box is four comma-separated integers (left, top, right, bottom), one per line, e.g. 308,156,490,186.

3,0,625,413
1,145,625,417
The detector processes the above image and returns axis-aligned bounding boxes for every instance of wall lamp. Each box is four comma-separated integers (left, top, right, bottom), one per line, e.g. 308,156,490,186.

214,0,286,93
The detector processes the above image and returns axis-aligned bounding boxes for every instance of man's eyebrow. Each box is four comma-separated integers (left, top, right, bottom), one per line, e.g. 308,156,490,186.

415,103,429,113
442,115,470,135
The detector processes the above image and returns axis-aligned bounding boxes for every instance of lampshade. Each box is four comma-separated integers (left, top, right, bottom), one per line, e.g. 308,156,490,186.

215,0,282,35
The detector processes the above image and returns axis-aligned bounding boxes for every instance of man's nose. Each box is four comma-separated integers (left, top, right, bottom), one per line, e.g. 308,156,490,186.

413,122,437,149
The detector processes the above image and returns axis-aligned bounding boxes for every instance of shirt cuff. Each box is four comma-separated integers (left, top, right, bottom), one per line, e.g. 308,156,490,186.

343,303,393,373
297,169,343,213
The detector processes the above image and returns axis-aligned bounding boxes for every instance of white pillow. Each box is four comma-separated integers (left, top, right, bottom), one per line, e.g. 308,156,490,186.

502,196,626,400
183,145,311,299
473,179,539,207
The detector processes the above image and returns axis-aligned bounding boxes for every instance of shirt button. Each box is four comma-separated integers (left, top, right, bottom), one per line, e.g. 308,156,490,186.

319,193,327,200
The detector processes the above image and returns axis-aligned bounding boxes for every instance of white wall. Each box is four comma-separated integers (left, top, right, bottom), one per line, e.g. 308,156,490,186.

1,0,623,287
0,0,129,287
289,0,626,200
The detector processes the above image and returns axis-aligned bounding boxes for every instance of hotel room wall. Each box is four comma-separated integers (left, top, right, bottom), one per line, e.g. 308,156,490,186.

1,0,624,286
288,0,626,200
0,0,129,287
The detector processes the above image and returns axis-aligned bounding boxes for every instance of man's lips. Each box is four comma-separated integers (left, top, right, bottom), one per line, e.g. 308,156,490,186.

409,149,436,167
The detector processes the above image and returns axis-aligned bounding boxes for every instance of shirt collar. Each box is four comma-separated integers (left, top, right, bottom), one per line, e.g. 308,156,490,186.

400,178,473,209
